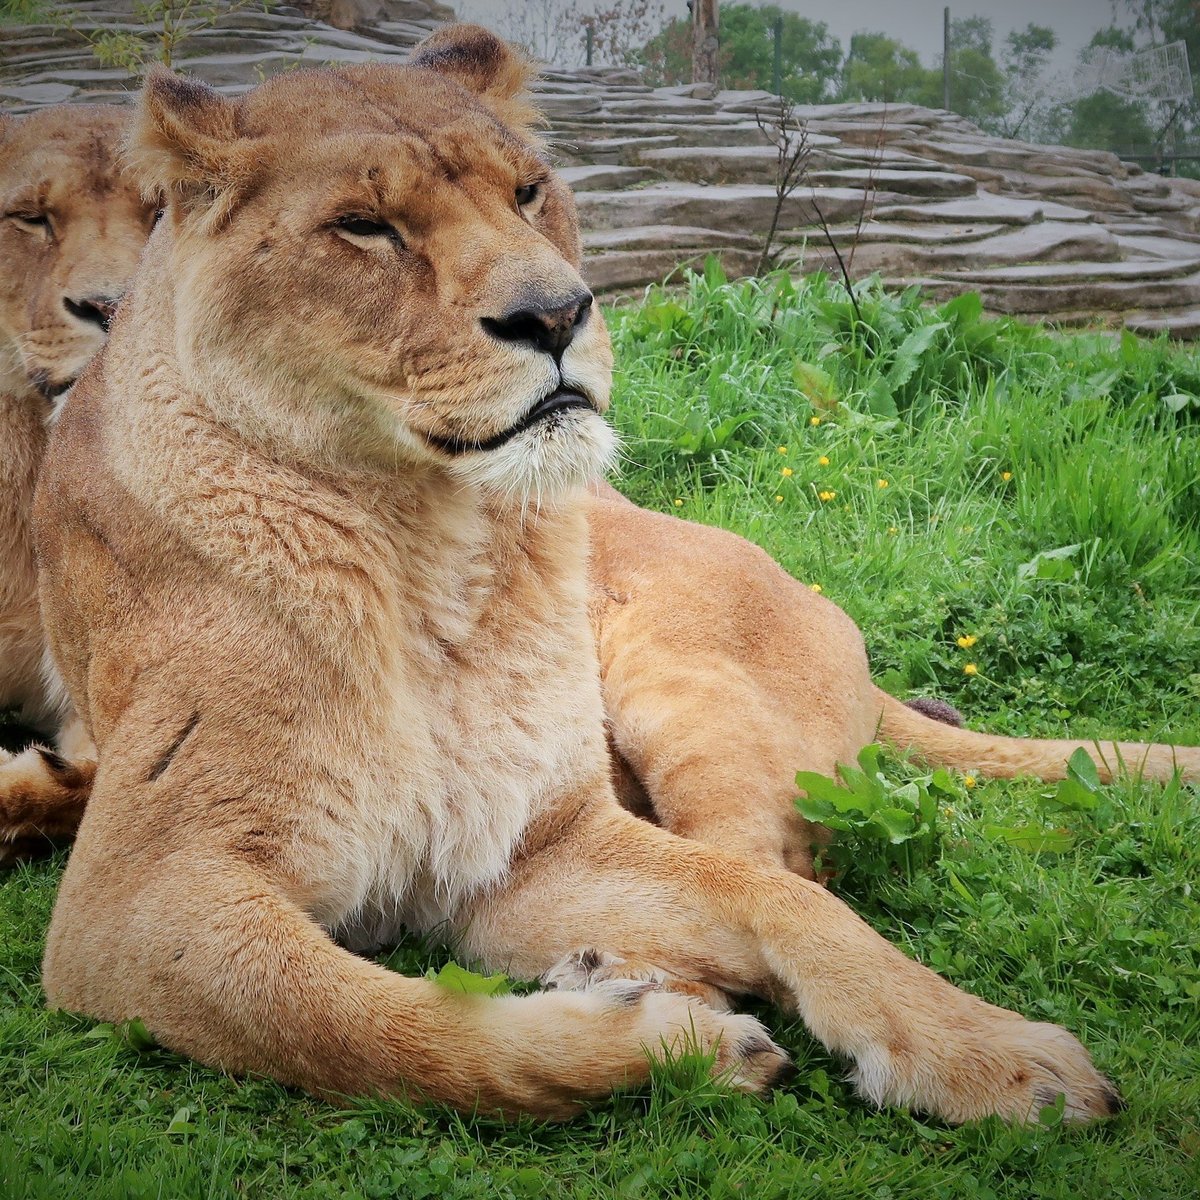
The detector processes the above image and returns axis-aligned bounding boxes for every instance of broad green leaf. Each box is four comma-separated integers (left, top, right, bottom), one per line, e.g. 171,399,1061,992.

792,360,839,411
166,1106,195,1136
886,322,947,390
427,962,512,997
945,868,976,905
856,743,884,776
794,771,858,809
864,379,898,417
1016,543,1083,583
985,824,1075,853
942,291,983,326
930,768,958,795
1066,747,1102,791
1045,777,1099,813
1037,1093,1066,1127
871,807,917,844
117,1018,158,1053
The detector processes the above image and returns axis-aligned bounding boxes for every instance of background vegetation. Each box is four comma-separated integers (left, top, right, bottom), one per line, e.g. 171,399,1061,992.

2,272,1198,1197
466,0,1198,169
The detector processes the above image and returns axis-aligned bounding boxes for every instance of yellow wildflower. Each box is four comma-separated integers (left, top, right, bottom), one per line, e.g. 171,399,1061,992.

777,445,788,455
956,635,977,649
809,415,821,426
887,526,899,535
877,479,889,489
774,494,784,503
964,776,977,789
818,490,837,502
810,583,822,594
818,455,830,467
781,466,794,478
673,498,683,507
1001,471,1013,482
963,663,978,676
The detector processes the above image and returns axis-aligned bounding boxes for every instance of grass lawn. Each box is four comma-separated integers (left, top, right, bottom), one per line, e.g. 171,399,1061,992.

2,270,1198,1198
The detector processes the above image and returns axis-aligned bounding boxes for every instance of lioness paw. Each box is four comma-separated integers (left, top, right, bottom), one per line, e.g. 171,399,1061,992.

853,1003,1120,1125
543,946,733,1010
0,745,93,865
543,947,792,1095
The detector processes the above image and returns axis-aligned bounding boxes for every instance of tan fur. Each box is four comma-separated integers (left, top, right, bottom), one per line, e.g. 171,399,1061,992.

585,484,1199,876
25,29,1127,1126
0,105,158,740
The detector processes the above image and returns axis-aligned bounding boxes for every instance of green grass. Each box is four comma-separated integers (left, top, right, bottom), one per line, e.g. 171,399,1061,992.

3,269,1199,1198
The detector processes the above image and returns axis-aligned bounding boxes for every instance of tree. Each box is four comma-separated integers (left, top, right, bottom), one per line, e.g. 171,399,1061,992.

639,3,842,102
1063,90,1156,152
937,17,1007,129
580,1,665,69
841,32,933,104
998,23,1059,139
692,0,719,85
1060,26,1156,153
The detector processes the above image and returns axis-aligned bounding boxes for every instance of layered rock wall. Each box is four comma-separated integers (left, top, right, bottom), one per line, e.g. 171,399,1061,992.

3,4,1198,337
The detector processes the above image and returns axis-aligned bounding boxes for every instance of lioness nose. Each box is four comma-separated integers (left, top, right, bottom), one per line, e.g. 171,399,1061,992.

482,289,593,360
64,294,119,332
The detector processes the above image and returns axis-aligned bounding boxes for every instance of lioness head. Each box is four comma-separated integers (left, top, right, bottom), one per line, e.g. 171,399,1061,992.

127,25,615,500
0,106,159,402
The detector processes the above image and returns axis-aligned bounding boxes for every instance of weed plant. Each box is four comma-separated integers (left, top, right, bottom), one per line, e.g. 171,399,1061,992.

1,268,1197,1197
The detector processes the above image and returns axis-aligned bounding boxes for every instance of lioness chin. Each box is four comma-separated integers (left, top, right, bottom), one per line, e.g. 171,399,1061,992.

29,25,1125,1125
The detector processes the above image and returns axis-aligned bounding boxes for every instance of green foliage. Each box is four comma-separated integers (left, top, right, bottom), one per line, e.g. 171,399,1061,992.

841,31,933,104
1062,90,1157,153
51,0,273,69
0,0,46,24
638,3,842,103
795,744,952,879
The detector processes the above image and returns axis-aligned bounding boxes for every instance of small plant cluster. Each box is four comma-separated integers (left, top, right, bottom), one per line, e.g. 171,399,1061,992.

795,743,1116,887
794,743,952,880
41,0,275,70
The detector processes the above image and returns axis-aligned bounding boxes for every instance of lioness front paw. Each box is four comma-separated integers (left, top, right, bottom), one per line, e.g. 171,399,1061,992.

854,1001,1121,1125
546,947,793,1095
0,745,93,866
543,946,733,1010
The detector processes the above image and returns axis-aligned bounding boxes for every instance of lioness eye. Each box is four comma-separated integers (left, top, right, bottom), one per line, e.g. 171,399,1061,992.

515,183,539,208
8,211,49,231
336,215,394,239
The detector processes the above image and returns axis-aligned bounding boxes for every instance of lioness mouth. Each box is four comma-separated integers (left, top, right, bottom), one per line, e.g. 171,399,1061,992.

31,372,76,402
427,388,596,456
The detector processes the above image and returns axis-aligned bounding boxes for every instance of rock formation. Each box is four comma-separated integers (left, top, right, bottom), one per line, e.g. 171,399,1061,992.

3,3,1198,337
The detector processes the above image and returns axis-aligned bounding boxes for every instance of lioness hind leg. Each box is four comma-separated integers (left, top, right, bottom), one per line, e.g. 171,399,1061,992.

459,803,1121,1126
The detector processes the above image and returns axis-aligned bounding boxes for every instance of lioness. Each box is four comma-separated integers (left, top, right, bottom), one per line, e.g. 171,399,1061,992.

4,91,1196,877
29,26,1130,1124
1,105,159,849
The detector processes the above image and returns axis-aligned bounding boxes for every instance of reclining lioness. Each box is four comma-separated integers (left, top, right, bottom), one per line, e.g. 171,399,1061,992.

33,26,1126,1123
1,104,157,738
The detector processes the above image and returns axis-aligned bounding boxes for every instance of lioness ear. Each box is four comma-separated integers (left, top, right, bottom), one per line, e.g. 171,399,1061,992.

409,24,540,129
127,67,245,216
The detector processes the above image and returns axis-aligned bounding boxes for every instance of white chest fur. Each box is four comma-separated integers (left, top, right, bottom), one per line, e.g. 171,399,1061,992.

310,498,605,952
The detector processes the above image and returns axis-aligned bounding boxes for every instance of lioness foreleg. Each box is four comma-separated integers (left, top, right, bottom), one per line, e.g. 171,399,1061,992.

41,771,788,1118
458,802,1121,1125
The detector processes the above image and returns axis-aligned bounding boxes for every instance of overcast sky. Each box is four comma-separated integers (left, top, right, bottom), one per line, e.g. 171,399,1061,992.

775,0,1121,70
460,1,1126,72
